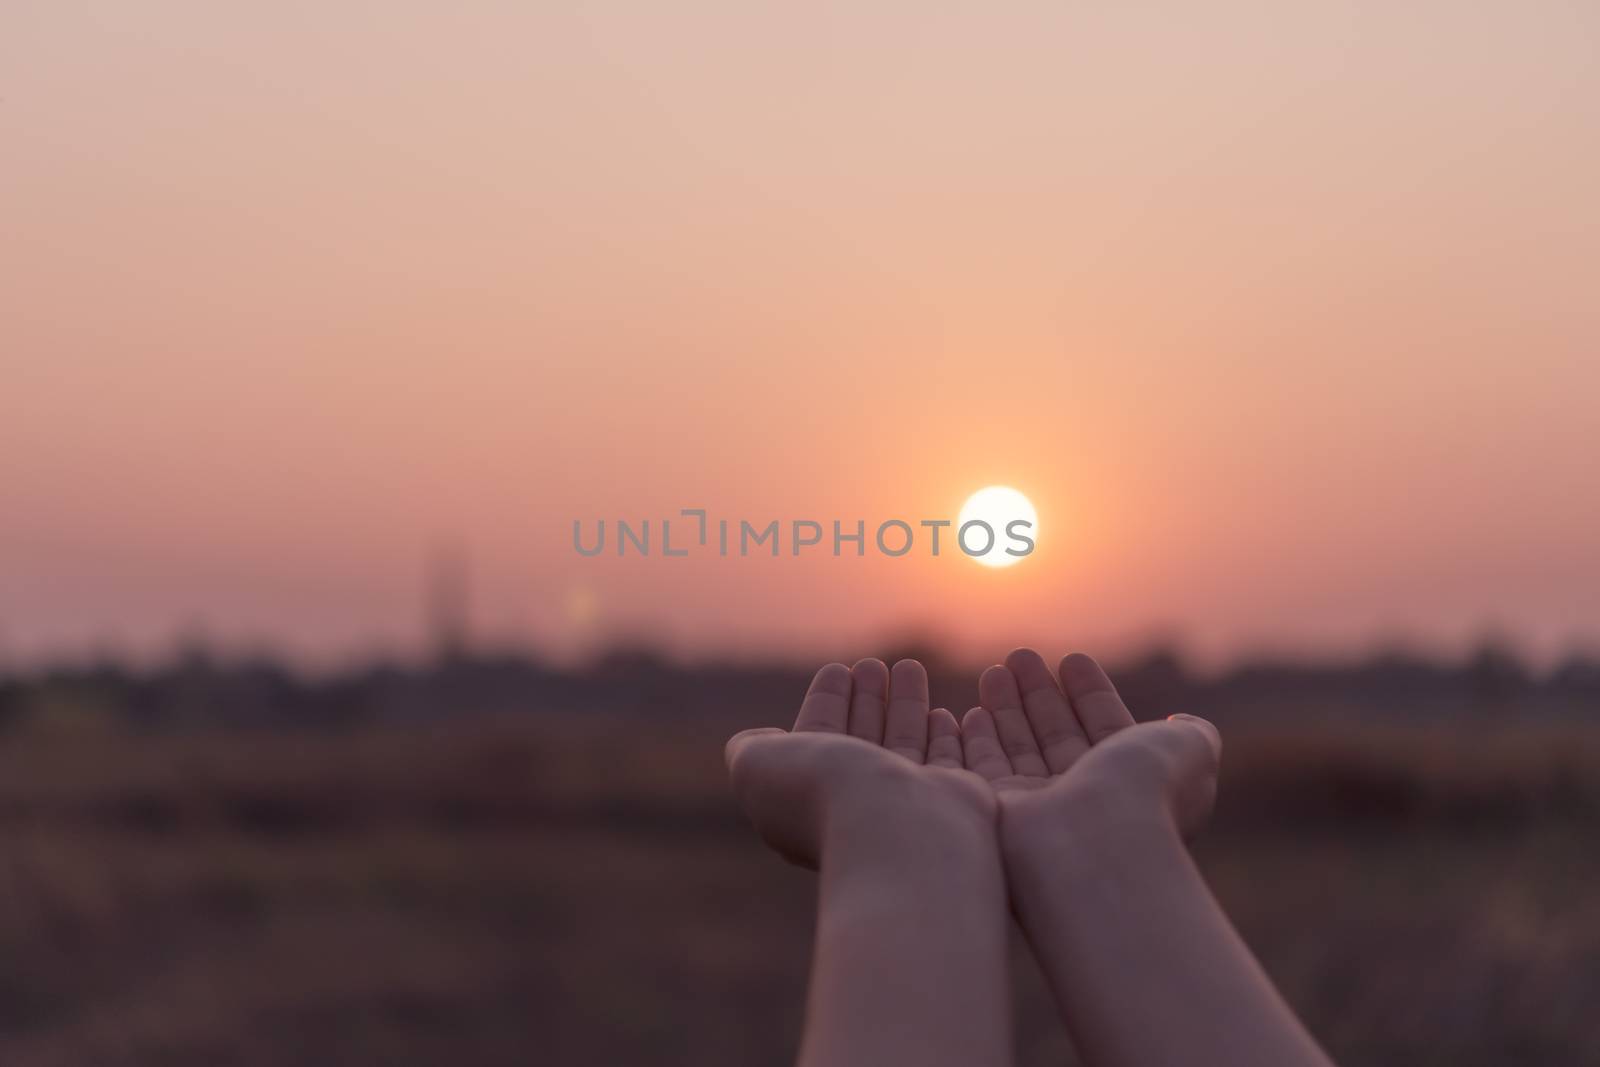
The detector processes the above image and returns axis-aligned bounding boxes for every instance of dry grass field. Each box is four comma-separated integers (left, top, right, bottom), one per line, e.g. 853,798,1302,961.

0,656,1597,1065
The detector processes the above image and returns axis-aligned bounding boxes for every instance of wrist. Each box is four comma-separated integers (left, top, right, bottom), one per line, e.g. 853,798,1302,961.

999,781,1179,879
823,774,997,867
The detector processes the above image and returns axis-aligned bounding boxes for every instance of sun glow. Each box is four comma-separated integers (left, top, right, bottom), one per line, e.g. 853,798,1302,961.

957,486,1037,568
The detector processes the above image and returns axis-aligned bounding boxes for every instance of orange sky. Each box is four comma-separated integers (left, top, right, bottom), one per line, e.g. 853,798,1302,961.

3,2,1598,668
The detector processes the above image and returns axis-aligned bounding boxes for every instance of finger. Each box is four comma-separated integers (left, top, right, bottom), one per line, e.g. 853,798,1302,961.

847,658,888,743
1122,718,1223,789
1165,714,1223,836
723,728,787,802
884,659,930,762
1059,652,1136,743
794,663,852,734
926,708,963,768
960,706,1013,780
1167,713,1223,765
1005,647,1090,773
1112,718,1223,837
724,727,786,769
979,664,1049,777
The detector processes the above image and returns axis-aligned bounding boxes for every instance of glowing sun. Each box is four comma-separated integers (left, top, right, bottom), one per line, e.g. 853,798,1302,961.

957,485,1037,568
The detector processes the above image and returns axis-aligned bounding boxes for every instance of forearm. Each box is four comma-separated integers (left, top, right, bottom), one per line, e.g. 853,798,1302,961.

800,793,1012,1067
1005,804,1333,1067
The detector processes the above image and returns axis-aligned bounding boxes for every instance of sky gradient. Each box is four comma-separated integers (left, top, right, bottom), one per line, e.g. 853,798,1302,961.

3,2,1598,668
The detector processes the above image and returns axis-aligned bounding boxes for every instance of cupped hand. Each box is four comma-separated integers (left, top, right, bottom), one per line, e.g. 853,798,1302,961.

959,649,1221,840
726,658,995,868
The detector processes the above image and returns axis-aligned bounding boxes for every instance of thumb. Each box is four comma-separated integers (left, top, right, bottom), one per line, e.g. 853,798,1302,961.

1161,714,1222,835
724,727,787,772
1165,713,1222,764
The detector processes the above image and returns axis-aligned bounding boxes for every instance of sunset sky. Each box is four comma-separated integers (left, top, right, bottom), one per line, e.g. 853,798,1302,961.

3,2,1598,669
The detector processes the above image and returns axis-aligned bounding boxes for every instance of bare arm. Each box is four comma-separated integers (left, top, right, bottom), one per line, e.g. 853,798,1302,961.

961,649,1334,1067
728,658,1014,1067
1004,789,1333,1067
802,782,1010,1067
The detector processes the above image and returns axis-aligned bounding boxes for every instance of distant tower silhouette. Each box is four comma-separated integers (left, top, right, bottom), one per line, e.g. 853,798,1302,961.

426,542,471,662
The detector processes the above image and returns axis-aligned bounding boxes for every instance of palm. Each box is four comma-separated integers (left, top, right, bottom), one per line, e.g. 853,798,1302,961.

958,649,1223,835
726,657,991,868
957,649,1138,800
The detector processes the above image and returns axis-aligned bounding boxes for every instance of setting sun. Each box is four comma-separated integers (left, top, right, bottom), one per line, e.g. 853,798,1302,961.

957,486,1038,568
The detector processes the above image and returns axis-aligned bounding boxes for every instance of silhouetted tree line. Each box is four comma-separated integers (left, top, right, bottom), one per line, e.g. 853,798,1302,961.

0,641,1596,735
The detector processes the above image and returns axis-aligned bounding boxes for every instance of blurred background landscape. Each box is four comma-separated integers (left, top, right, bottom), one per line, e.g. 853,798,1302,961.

5,1,1600,1064
1,639,1599,1065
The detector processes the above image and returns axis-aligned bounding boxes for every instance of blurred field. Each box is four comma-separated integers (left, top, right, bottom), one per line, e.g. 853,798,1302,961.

0,651,1598,1065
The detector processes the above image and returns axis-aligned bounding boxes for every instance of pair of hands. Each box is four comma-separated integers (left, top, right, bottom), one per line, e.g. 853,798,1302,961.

725,649,1221,869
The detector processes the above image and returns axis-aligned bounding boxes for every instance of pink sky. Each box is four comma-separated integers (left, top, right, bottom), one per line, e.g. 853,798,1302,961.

3,3,1598,668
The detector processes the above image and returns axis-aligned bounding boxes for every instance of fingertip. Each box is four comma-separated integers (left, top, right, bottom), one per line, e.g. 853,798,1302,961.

883,659,931,760
796,664,853,733
727,726,786,743
889,658,930,698
1006,647,1062,691
925,707,963,766
845,658,889,742
960,705,994,734
1003,646,1045,672
1168,713,1222,757
810,662,853,695
890,657,928,679
724,727,785,769
959,705,1012,778
978,664,1021,709
1059,652,1112,693
850,657,888,694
